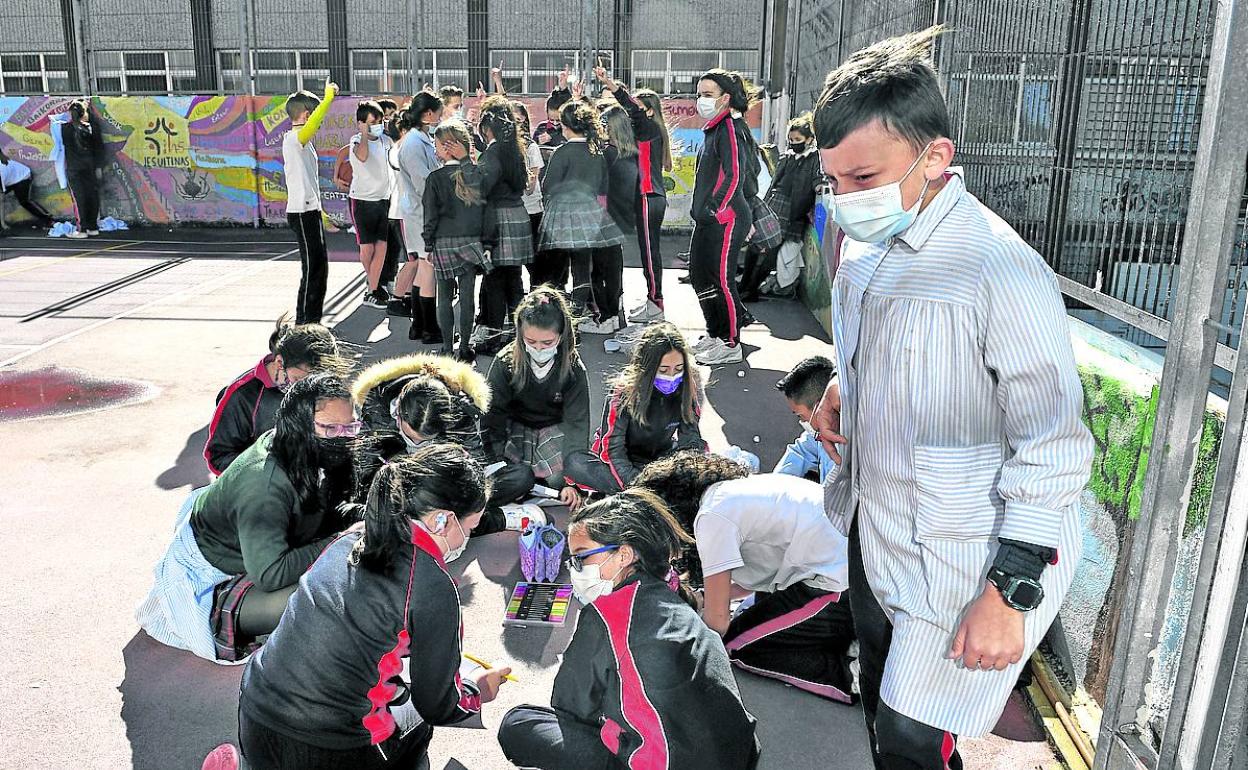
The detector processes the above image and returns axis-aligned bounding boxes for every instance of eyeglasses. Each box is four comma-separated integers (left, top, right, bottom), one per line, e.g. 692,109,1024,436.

315,420,363,438
566,544,619,572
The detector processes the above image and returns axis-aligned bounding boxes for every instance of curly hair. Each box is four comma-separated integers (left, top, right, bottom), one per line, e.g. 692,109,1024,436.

629,450,750,586
559,101,606,154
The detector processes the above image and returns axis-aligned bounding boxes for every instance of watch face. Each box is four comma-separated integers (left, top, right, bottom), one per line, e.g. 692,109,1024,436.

1010,580,1043,609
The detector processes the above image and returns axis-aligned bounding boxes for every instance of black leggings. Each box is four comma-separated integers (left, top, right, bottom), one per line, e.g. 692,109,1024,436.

566,249,593,315
849,520,964,770
590,245,624,320
66,170,100,232
437,272,476,352
635,193,666,305
237,584,297,638
481,265,524,328
239,708,433,770
498,705,618,770
5,178,53,223
528,213,570,291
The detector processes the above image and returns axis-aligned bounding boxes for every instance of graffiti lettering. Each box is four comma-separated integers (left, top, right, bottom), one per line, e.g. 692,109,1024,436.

1099,181,1185,217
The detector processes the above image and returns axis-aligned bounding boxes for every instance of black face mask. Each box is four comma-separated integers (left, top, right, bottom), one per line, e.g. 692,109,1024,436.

316,436,353,469
788,142,807,154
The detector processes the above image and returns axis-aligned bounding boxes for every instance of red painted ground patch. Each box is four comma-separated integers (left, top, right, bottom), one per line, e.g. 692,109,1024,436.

0,366,157,420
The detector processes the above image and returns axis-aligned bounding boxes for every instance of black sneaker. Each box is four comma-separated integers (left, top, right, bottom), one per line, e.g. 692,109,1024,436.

387,297,413,317
456,347,477,364
363,289,387,309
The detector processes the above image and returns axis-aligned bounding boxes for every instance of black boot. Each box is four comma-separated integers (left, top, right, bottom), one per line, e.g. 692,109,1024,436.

420,296,442,344
407,293,423,340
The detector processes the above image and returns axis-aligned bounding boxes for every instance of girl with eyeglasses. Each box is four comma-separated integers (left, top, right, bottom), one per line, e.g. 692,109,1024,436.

138,373,365,663
498,489,760,770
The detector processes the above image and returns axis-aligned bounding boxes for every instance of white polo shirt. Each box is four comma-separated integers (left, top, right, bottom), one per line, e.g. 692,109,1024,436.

348,133,394,201
282,130,321,215
693,474,848,594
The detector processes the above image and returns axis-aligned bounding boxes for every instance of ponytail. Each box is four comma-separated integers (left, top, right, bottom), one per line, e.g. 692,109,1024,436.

479,96,528,190
434,119,482,206
560,101,606,155
699,68,760,114
350,443,489,572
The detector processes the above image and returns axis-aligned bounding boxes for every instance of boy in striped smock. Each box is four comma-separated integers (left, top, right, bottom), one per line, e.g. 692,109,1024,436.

810,27,1093,769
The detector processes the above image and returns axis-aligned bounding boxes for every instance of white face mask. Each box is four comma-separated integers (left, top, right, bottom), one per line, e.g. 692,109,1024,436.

696,96,721,120
425,513,469,562
569,554,624,604
830,143,932,244
799,420,814,435
525,342,559,365
369,123,384,139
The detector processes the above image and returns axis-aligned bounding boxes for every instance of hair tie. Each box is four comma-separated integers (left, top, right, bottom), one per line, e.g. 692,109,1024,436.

537,295,550,305
665,567,680,593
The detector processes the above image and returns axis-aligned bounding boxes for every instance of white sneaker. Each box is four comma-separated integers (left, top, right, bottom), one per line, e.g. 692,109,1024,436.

470,325,499,347
66,231,89,239
615,323,647,342
579,316,620,335
628,300,664,323
695,338,744,366
501,503,547,532
692,335,719,353
87,229,100,236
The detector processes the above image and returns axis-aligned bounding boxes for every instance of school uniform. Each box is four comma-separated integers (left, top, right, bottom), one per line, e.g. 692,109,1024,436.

203,354,283,475
589,145,638,321
565,386,705,494
239,525,481,768
283,101,334,324
63,118,105,232
823,173,1093,762
774,426,837,484
741,147,821,297
423,160,489,352
476,141,535,330
611,86,669,307
540,140,626,313
499,573,761,770
483,348,589,484
0,157,53,225
136,433,335,663
350,353,536,533
697,474,856,703
348,133,394,246
690,112,757,345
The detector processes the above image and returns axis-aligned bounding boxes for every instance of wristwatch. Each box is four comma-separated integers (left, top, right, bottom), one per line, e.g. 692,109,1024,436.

986,567,1044,612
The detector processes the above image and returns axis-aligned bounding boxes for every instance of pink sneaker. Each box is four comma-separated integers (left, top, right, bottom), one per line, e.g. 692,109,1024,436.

201,744,239,770
519,523,541,582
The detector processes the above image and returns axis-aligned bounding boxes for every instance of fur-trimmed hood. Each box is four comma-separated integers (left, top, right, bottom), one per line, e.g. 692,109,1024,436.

350,354,491,412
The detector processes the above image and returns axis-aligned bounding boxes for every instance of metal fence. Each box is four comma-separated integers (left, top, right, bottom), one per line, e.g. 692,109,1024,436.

0,0,763,99
781,0,1248,767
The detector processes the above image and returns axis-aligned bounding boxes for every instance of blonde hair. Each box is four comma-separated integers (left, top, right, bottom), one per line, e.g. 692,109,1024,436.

433,119,482,206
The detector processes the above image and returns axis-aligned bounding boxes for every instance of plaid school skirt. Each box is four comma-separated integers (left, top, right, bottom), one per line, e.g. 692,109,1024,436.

539,195,626,251
430,236,491,280
748,197,784,250
135,487,251,665
503,421,566,481
488,203,536,267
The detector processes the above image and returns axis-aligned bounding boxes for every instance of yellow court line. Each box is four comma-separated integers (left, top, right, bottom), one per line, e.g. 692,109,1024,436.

0,239,143,279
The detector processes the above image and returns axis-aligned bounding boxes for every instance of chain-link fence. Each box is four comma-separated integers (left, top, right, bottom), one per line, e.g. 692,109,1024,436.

0,0,763,98
788,0,1245,357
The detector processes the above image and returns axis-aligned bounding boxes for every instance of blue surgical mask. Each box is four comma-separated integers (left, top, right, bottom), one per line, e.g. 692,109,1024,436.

831,143,932,244
654,372,683,395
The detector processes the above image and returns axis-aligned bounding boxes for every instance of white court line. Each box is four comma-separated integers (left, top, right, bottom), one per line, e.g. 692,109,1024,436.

0,248,298,368
2,247,286,256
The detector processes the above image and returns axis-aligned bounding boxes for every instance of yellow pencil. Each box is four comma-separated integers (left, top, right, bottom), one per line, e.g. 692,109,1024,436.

463,653,519,682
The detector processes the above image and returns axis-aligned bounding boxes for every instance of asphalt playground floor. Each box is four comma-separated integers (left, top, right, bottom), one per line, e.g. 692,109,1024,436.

0,224,1057,769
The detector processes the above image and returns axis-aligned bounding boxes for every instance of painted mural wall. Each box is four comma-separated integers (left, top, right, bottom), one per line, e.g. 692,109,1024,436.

0,94,760,229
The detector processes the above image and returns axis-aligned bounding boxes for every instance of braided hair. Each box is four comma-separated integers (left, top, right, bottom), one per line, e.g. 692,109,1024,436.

478,95,528,192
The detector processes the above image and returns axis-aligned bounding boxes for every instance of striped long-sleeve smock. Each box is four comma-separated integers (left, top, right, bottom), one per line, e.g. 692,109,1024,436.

822,173,1093,736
